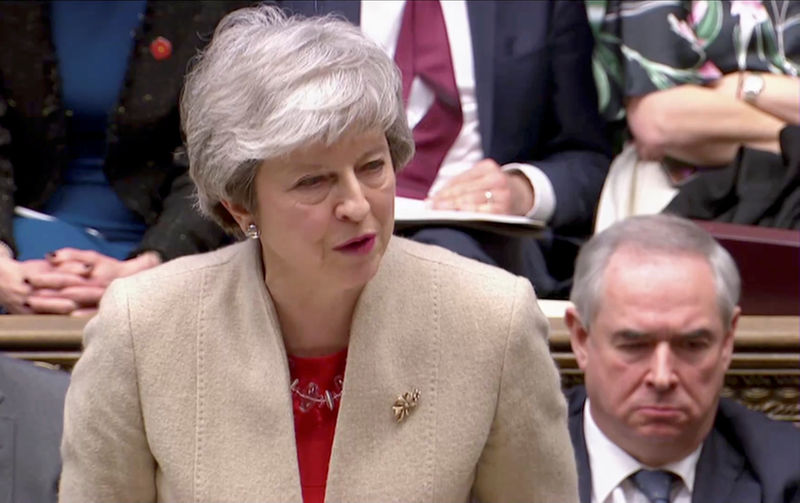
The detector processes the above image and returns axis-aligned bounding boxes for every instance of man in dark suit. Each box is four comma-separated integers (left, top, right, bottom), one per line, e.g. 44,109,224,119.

277,0,611,297
564,214,800,503
0,355,69,503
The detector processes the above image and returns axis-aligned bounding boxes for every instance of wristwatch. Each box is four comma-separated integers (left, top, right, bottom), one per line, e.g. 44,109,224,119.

741,73,765,103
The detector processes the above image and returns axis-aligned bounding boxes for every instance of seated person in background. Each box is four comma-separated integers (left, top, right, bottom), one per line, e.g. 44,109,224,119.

0,354,69,503
59,6,578,502
592,1,800,231
281,0,611,298
564,214,800,503
0,2,241,315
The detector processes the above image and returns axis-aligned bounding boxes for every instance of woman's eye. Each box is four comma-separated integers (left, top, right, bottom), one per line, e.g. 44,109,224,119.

361,160,385,174
296,176,326,189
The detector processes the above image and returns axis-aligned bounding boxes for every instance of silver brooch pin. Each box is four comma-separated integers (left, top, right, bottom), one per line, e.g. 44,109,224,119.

392,389,420,423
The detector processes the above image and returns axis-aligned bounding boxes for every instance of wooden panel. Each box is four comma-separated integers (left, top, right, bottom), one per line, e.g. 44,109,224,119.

1,315,797,421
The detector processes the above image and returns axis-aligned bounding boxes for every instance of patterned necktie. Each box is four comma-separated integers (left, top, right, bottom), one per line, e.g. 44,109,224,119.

630,469,676,503
393,0,463,199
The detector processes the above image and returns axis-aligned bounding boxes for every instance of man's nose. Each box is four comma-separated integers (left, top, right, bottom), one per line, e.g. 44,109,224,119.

646,342,677,391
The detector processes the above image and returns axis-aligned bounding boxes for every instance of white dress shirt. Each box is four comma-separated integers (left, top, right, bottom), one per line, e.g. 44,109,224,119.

360,0,556,221
584,398,702,503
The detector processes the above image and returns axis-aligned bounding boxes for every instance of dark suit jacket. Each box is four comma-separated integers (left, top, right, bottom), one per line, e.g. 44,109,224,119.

566,386,800,503
0,355,69,503
0,2,244,259
278,0,611,236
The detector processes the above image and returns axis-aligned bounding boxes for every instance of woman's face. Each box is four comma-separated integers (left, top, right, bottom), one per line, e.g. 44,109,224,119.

238,128,396,294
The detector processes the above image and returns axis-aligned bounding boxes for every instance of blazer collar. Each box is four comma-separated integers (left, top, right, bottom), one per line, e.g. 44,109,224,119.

190,239,302,500
325,238,439,500
202,238,439,500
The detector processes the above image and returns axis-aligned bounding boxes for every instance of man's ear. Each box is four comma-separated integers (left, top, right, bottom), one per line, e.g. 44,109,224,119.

220,200,254,234
565,305,590,371
720,305,740,370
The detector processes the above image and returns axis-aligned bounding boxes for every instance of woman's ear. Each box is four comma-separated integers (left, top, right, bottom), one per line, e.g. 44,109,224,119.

220,200,254,234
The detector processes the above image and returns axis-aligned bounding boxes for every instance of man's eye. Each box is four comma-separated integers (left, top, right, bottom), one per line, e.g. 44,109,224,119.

621,342,647,350
617,340,650,351
681,339,709,351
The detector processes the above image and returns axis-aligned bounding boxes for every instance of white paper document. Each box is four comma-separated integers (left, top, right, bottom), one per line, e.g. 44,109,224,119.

393,197,545,237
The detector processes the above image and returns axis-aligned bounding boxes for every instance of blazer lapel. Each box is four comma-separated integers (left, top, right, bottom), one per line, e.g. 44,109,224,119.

0,390,11,503
194,240,302,502
466,1,496,157
325,240,438,502
692,424,758,503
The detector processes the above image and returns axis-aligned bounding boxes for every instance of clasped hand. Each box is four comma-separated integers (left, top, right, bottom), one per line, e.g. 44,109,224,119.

0,249,161,316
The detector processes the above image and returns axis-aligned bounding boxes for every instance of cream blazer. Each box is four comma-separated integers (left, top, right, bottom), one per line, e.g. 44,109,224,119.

60,237,578,503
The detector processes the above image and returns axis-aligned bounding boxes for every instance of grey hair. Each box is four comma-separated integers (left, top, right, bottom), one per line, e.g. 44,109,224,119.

181,5,414,232
570,214,741,329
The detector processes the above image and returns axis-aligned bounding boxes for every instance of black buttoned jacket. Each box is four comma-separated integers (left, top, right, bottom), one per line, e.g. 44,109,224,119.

0,2,244,259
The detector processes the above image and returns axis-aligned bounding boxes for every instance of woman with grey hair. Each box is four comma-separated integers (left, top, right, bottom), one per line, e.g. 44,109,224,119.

59,6,577,502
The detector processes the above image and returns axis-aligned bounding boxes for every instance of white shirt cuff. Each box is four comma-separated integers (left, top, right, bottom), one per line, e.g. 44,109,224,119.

502,163,556,221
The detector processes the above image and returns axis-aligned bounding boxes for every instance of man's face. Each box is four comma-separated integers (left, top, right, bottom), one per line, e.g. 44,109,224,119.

567,247,738,466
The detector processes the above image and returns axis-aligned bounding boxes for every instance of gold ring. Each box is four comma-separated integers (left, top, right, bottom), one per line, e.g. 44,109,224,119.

484,190,493,203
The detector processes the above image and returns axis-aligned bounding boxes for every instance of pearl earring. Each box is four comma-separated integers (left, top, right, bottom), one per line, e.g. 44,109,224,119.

245,223,260,239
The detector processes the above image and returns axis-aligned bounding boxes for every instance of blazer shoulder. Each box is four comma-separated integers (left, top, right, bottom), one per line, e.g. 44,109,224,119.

104,241,250,309
391,236,522,283
387,236,536,308
122,241,245,284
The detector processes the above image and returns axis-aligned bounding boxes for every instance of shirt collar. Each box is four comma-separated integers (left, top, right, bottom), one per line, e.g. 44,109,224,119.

583,398,703,503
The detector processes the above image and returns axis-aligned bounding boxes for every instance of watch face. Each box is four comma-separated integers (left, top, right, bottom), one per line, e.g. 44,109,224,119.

743,75,764,100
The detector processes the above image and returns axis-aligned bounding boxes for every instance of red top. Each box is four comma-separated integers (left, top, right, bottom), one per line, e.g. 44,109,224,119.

287,349,348,503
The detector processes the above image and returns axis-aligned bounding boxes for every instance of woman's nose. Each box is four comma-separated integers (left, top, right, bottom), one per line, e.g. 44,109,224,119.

334,175,370,222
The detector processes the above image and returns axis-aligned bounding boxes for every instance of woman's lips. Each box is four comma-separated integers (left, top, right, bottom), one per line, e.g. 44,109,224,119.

334,234,376,255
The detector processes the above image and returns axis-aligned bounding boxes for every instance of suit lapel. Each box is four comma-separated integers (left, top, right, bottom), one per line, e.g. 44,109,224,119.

325,240,438,501
566,387,593,503
466,1,495,157
568,386,759,503
692,423,759,503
